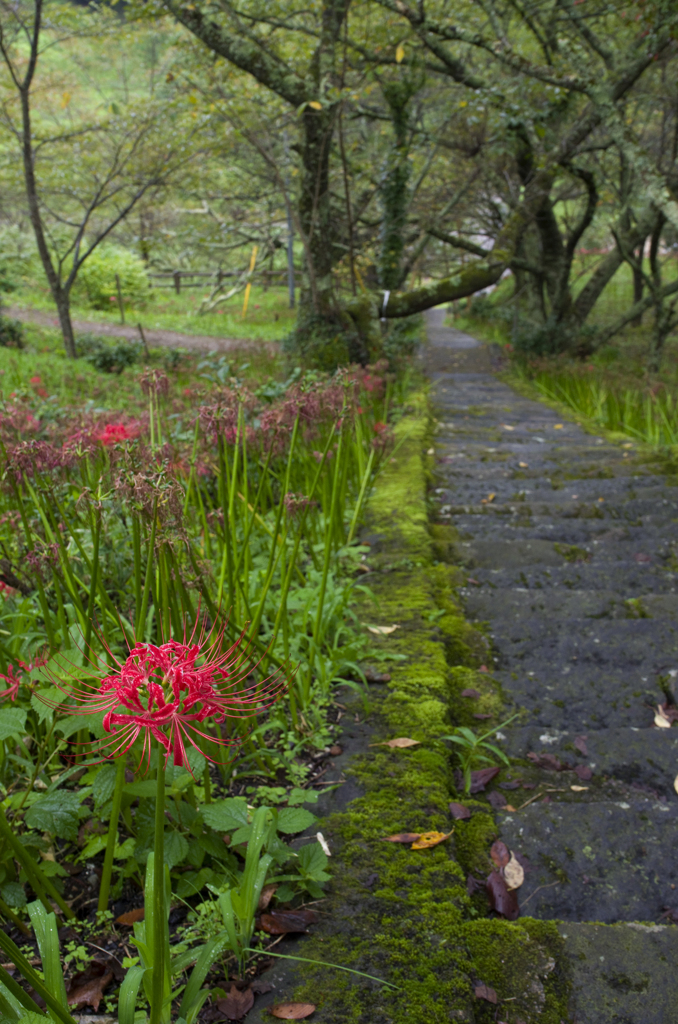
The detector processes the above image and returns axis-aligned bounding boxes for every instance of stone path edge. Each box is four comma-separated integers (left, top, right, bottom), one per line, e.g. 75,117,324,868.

249,384,571,1024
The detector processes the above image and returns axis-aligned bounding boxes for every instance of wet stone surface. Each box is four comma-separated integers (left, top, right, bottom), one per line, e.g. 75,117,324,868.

423,308,678,1023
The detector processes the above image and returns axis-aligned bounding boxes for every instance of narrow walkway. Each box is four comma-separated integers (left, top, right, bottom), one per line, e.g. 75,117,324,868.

6,305,275,354
424,309,678,1023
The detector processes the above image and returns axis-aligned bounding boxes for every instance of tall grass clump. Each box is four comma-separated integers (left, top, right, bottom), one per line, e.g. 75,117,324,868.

512,356,678,447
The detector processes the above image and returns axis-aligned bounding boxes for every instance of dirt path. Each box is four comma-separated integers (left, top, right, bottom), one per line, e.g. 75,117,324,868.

424,306,678,1022
6,305,278,354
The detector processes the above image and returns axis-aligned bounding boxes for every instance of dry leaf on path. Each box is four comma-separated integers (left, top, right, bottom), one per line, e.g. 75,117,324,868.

574,765,592,781
474,984,498,1003
366,624,400,635
217,985,254,1021
486,871,520,920
270,1004,316,1020
369,737,420,749
411,830,453,850
448,802,471,820
461,688,481,698
654,705,672,729
501,424,515,431
487,791,508,810
468,766,501,792
259,909,318,935
574,735,588,756
503,854,525,891
258,884,277,911
571,785,588,792
67,968,113,1011
381,832,422,844
116,908,144,925
674,774,678,796
490,841,510,869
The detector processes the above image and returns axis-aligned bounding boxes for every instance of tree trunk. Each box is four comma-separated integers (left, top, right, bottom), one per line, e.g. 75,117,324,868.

297,106,336,316
632,241,645,326
54,289,76,359
19,64,76,358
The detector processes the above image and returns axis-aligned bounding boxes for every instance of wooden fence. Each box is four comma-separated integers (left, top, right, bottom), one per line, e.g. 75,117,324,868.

147,268,301,294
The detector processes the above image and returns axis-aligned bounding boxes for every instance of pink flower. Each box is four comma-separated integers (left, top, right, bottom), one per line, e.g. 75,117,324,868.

57,626,286,770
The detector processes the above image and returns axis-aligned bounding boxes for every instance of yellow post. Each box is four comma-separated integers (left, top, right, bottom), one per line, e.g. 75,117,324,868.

241,245,259,317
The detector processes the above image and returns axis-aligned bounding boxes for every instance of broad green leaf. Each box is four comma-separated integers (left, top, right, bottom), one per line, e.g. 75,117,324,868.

0,709,27,742
25,791,82,840
92,762,117,808
200,797,249,833
0,883,25,909
277,807,317,835
31,688,66,726
54,712,105,740
163,830,189,870
287,788,319,806
297,842,330,881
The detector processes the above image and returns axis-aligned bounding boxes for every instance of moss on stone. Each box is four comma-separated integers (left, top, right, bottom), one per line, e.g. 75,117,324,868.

265,385,574,1024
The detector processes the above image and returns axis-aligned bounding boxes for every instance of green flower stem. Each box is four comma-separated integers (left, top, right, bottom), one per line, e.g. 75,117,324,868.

98,757,126,914
150,758,166,1024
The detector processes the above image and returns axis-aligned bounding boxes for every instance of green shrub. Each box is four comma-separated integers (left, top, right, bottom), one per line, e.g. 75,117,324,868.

76,332,141,373
75,245,149,310
0,315,24,348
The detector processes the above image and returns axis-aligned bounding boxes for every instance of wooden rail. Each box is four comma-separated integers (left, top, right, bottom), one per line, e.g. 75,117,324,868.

147,268,302,294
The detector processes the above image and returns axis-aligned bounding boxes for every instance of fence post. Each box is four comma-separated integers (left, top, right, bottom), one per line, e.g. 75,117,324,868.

115,273,125,324
173,271,181,295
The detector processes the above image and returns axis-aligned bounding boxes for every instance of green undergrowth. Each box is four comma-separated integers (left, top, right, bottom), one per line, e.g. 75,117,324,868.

273,385,572,1023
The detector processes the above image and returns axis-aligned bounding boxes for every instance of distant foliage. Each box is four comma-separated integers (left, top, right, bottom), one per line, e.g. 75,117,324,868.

0,316,24,349
75,332,141,373
76,245,149,310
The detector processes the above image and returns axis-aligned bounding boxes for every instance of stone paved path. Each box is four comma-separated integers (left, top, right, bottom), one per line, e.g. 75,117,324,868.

424,307,678,1023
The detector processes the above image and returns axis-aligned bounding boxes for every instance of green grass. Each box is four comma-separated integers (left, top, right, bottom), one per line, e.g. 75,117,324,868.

0,321,285,410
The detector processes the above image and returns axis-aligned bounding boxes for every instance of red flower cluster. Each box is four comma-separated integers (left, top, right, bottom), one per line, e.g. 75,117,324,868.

97,422,137,446
63,628,286,770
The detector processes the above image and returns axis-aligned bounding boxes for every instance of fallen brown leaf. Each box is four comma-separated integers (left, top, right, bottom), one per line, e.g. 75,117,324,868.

369,737,420,749
654,706,672,729
468,766,501,793
410,830,453,850
487,791,508,810
574,735,588,756
461,688,481,699
498,780,520,790
503,854,525,892
363,669,391,683
259,909,318,935
116,908,144,925
67,966,113,1011
381,832,422,844
448,802,471,820
269,1004,316,1020
574,765,592,781
217,985,254,1020
474,984,498,1003
527,752,568,771
490,841,510,869
258,884,277,911
328,745,342,756
486,871,520,920
570,785,588,792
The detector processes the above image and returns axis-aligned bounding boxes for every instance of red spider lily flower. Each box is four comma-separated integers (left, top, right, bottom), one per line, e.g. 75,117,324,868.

97,422,137,446
0,654,47,701
52,625,286,771
0,665,23,701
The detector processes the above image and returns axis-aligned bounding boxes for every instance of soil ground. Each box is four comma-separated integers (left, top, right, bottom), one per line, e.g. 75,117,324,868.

6,305,277,354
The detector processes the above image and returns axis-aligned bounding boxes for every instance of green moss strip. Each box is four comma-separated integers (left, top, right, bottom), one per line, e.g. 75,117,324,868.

268,388,572,1024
